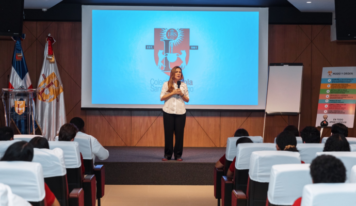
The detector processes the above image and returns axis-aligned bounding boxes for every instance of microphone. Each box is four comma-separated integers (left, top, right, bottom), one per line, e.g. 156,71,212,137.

177,81,181,89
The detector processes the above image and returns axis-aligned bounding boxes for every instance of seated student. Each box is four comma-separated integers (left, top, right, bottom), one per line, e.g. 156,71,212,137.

292,155,346,206
70,117,109,160
58,123,85,176
0,127,14,141
29,136,49,149
300,126,320,143
323,134,350,152
215,128,249,170
283,125,299,137
0,141,60,206
276,131,298,151
331,123,348,137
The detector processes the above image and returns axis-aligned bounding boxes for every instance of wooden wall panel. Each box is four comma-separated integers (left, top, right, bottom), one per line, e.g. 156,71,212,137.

1,22,356,147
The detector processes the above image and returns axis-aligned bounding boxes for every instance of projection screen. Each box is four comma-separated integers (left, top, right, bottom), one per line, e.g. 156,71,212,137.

82,6,269,109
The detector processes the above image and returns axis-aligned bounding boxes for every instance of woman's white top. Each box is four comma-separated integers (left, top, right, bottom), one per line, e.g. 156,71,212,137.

160,81,189,115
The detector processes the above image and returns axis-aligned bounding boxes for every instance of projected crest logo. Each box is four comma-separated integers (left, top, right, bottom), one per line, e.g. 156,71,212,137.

154,28,190,76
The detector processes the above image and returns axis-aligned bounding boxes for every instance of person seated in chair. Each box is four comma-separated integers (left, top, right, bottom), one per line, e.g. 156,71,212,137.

0,127,14,141
215,128,249,171
58,123,85,176
292,155,346,206
29,136,49,149
1,141,60,206
283,125,299,137
331,123,348,137
70,117,109,161
276,131,298,152
323,134,350,152
300,126,320,143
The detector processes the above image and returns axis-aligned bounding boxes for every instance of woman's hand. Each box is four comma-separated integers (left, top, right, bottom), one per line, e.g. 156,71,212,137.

176,89,183,96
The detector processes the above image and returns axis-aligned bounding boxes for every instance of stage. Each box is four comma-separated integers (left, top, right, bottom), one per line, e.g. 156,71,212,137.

96,147,225,185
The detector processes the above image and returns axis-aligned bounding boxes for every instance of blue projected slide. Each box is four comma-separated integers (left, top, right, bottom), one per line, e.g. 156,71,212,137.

91,10,259,106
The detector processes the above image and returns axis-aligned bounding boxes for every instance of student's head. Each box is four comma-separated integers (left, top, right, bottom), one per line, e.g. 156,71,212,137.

235,137,253,147
300,126,321,143
1,141,34,162
331,123,348,137
283,125,299,137
310,155,346,183
29,136,49,149
323,134,350,152
58,123,78,141
276,131,297,150
0,127,14,141
234,128,249,137
70,117,85,131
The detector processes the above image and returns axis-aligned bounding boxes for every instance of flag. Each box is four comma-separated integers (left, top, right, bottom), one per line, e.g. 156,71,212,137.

9,35,36,134
36,35,66,140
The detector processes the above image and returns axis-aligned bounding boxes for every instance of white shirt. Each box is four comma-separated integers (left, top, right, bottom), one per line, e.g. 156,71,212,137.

76,132,109,162
160,81,189,115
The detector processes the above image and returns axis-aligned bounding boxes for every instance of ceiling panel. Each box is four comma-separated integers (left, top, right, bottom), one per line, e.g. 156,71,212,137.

25,0,63,9
288,0,334,12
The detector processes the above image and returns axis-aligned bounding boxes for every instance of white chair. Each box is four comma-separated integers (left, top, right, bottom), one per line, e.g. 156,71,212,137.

267,164,312,206
0,183,31,206
0,140,19,158
13,135,38,142
225,136,263,162
235,143,276,171
301,183,356,205
0,162,45,205
350,165,356,183
297,144,324,164
351,144,356,152
274,136,303,144
317,152,356,182
322,137,356,144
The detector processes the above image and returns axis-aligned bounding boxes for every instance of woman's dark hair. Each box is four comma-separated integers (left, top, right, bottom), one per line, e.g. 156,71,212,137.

331,123,348,137
234,128,249,137
310,155,346,183
283,125,299,137
300,126,321,143
70,117,85,131
1,141,34,162
0,127,14,141
276,131,297,150
323,134,350,152
58,123,78,141
29,136,49,149
236,137,253,147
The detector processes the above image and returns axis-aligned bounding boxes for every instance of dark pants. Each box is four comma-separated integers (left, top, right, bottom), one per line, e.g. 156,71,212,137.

163,112,186,159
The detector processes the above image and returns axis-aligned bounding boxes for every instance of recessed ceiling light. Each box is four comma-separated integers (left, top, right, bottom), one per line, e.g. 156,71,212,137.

307,1,312,3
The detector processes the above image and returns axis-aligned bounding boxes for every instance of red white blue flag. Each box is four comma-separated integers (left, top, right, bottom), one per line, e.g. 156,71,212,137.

9,35,33,89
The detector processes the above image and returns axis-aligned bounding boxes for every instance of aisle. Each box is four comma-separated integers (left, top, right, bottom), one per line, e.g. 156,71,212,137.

99,185,217,206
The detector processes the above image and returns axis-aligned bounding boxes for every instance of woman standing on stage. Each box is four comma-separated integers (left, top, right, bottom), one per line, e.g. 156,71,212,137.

160,66,189,161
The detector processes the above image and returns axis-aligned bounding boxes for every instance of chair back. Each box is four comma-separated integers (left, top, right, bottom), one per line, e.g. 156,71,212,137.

49,141,82,192
268,164,312,206
274,136,303,144
322,137,356,144
301,183,356,205
0,140,19,158
0,162,45,206
297,144,324,163
317,152,356,182
13,135,38,142
350,165,356,183
226,136,263,161
74,133,95,174
351,144,356,152
0,183,31,206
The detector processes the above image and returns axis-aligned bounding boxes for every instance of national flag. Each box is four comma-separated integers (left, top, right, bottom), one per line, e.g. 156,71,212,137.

36,34,66,140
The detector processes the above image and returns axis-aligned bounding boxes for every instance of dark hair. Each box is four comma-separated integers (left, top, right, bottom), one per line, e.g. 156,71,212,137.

283,125,299,137
58,123,78,141
236,137,253,147
234,128,249,137
29,136,49,149
323,134,350,152
0,127,14,141
300,126,321,143
276,131,297,150
310,155,346,183
1,141,34,162
70,117,85,131
331,123,348,137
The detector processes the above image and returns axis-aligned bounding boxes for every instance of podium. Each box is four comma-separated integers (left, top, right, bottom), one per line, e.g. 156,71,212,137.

1,88,37,134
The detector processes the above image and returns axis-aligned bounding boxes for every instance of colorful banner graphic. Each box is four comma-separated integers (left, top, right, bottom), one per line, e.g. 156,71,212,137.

316,67,356,128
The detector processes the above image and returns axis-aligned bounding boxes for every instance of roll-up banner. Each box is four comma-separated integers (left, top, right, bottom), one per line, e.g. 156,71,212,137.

316,67,356,128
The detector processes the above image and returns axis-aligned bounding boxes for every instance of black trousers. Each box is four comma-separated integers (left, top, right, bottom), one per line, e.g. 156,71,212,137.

163,111,186,159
